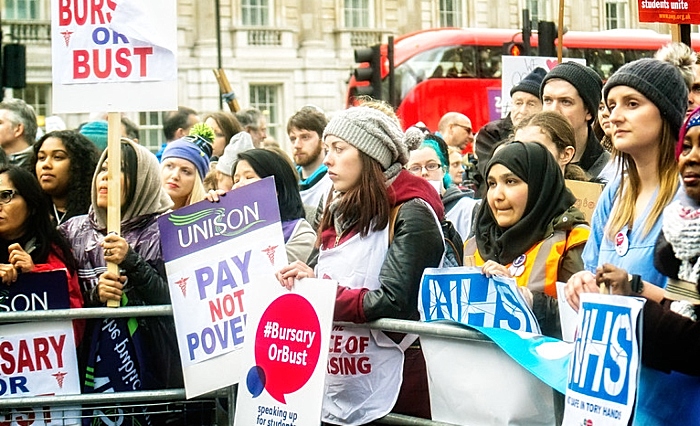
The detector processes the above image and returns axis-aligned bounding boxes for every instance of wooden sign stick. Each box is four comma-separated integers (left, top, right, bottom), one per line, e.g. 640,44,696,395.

106,112,122,308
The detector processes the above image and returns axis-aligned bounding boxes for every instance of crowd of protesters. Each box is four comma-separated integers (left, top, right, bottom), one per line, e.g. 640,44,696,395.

1,39,700,425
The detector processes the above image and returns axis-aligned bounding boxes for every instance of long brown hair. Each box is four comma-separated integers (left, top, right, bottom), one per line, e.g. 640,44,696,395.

319,150,390,238
605,119,679,240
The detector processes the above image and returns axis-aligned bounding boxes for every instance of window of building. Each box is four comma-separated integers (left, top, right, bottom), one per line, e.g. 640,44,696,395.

249,84,280,141
4,0,39,20
139,111,165,153
605,0,627,30
439,0,463,28
344,0,370,28
15,84,49,119
526,0,542,24
242,0,270,26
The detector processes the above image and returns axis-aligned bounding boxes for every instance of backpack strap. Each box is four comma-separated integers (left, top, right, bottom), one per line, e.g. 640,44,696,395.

388,203,404,246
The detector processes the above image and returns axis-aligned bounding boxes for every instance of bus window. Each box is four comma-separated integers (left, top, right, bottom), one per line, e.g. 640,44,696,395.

391,45,479,105
477,47,502,78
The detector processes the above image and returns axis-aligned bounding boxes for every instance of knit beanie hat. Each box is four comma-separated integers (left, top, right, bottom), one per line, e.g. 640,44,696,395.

678,106,700,159
541,62,603,123
216,132,254,176
604,58,689,138
323,106,422,179
79,120,109,151
162,138,210,180
511,67,547,98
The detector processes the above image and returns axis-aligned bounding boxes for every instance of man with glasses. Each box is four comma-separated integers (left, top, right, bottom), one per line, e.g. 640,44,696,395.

437,112,474,154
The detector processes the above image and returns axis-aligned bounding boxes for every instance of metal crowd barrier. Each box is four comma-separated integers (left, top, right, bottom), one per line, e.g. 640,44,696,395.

0,307,488,425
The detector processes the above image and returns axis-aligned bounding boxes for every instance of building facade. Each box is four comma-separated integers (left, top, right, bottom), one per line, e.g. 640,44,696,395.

0,0,682,151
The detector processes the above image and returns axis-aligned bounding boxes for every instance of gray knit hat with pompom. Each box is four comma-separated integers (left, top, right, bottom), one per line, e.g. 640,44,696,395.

323,106,422,179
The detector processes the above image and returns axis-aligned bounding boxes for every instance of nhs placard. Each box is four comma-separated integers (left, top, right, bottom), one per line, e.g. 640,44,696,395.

563,293,644,426
418,267,540,334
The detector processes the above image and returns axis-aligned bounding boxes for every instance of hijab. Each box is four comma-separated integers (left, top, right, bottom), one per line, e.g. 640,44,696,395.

475,141,578,265
91,139,173,230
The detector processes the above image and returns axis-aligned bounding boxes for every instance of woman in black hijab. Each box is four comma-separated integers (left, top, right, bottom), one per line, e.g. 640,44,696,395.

464,141,589,337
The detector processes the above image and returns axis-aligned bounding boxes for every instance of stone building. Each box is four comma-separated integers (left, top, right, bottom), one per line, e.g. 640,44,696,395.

0,0,684,151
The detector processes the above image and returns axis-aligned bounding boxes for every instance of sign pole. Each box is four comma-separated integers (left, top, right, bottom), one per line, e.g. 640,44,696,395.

557,0,564,64
106,112,122,308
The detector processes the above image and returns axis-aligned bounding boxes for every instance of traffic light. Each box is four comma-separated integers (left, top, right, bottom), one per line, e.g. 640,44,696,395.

502,42,525,56
538,21,557,57
352,44,382,100
2,44,26,89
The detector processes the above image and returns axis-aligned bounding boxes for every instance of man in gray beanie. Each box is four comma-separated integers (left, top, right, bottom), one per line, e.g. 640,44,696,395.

541,61,610,180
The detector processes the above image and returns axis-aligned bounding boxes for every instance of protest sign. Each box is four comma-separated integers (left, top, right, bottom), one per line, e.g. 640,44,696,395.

566,180,604,224
418,267,540,333
159,177,288,398
419,267,572,425
563,293,644,426
0,270,80,425
233,277,336,426
638,0,700,24
501,56,586,118
51,0,177,113
422,326,561,426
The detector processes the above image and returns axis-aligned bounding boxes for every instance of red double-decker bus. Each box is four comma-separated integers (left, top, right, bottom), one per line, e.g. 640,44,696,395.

346,27,700,132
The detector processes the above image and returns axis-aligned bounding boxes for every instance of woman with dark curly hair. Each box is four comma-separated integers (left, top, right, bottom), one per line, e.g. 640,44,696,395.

32,130,99,226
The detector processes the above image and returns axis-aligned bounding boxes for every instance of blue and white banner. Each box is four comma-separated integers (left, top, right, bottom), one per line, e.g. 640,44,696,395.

159,177,288,398
418,267,540,334
563,293,644,426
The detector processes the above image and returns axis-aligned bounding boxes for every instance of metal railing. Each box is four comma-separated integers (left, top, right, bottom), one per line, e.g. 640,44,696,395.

0,307,484,425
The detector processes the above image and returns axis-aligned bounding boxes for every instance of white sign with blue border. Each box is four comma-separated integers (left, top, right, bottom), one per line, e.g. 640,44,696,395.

562,293,644,426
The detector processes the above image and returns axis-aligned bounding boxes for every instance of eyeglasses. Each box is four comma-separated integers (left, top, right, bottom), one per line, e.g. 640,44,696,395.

407,163,442,174
0,190,18,205
452,123,472,133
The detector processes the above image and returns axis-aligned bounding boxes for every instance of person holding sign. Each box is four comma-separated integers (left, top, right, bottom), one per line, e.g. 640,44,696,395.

464,142,589,338
60,140,182,419
32,130,100,226
566,58,689,307
564,58,696,425
596,107,700,374
0,165,82,313
277,106,445,424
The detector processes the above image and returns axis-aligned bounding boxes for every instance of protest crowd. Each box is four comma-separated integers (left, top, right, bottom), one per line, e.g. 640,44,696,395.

4,37,700,426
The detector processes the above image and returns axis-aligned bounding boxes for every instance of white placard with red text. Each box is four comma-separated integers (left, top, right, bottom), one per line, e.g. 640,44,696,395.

234,277,337,426
51,0,177,113
0,321,80,425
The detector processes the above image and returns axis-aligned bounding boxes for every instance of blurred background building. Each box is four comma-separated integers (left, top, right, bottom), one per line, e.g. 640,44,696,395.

1,0,690,152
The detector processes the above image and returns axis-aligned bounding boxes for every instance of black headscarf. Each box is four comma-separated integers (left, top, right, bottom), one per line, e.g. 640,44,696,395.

475,142,578,265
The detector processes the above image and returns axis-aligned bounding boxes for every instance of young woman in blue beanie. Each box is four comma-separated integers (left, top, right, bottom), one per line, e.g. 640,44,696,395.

565,58,697,425
160,137,210,209
276,106,445,425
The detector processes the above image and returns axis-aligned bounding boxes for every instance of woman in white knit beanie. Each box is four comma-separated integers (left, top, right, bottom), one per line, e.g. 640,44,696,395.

278,106,445,424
